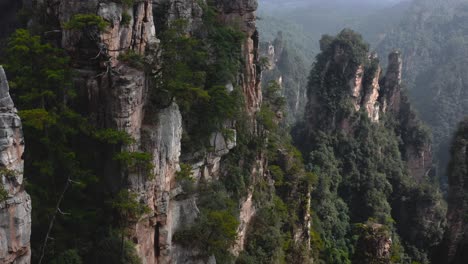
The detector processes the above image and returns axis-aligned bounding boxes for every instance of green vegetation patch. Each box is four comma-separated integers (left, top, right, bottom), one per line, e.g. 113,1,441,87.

153,1,246,152
64,14,109,31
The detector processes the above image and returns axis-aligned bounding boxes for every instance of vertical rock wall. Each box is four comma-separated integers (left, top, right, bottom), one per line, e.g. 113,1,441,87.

47,2,177,264
381,52,432,181
216,0,262,117
0,66,31,264
3,0,261,263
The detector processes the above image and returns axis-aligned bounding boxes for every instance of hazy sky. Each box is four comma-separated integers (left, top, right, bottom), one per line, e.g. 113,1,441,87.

257,0,411,63
259,0,404,9
259,0,402,3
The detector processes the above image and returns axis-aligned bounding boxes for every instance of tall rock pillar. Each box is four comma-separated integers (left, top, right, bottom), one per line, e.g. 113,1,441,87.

0,66,31,264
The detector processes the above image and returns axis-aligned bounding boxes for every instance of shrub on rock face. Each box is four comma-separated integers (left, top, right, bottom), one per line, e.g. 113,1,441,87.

0,185,8,202
115,0,135,7
120,12,132,26
50,249,83,264
118,50,145,69
114,151,154,177
173,185,239,262
64,14,109,31
94,233,143,264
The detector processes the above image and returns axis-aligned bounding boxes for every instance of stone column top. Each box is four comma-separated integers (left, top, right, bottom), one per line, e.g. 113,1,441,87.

0,66,15,110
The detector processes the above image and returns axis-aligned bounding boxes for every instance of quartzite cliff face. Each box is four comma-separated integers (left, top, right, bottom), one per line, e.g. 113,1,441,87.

0,66,31,264
217,0,262,117
29,0,261,263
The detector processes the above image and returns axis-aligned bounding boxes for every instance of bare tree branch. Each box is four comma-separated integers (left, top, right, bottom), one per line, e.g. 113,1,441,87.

38,176,72,264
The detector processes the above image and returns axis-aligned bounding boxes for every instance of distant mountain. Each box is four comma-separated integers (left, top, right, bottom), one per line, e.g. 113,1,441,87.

377,0,468,187
259,0,403,11
257,0,410,67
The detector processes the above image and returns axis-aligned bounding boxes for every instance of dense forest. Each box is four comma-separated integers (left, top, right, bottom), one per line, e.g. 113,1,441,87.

1,0,468,264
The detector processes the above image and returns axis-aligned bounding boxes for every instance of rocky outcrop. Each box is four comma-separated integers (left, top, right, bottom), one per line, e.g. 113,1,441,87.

306,41,432,180
130,103,183,264
166,0,204,34
231,191,255,256
259,42,276,71
259,31,283,71
382,52,432,181
0,66,31,264
60,0,157,65
349,65,364,111
353,223,392,264
260,32,308,125
350,51,401,124
216,0,262,117
301,31,445,263
48,2,174,263
380,51,402,114
362,67,381,122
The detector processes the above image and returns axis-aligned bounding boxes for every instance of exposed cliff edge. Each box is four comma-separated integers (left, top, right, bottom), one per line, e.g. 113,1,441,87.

215,0,262,117
0,66,31,264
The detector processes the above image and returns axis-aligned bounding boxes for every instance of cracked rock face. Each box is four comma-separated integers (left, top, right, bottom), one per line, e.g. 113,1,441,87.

0,66,31,264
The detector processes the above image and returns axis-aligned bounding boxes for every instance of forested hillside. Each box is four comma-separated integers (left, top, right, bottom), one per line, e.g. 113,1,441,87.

259,1,468,187
257,0,410,129
295,29,445,264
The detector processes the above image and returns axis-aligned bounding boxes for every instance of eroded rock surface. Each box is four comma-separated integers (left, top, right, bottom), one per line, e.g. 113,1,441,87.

215,0,262,117
19,0,261,263
353,223,392,264
0,66,31,264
